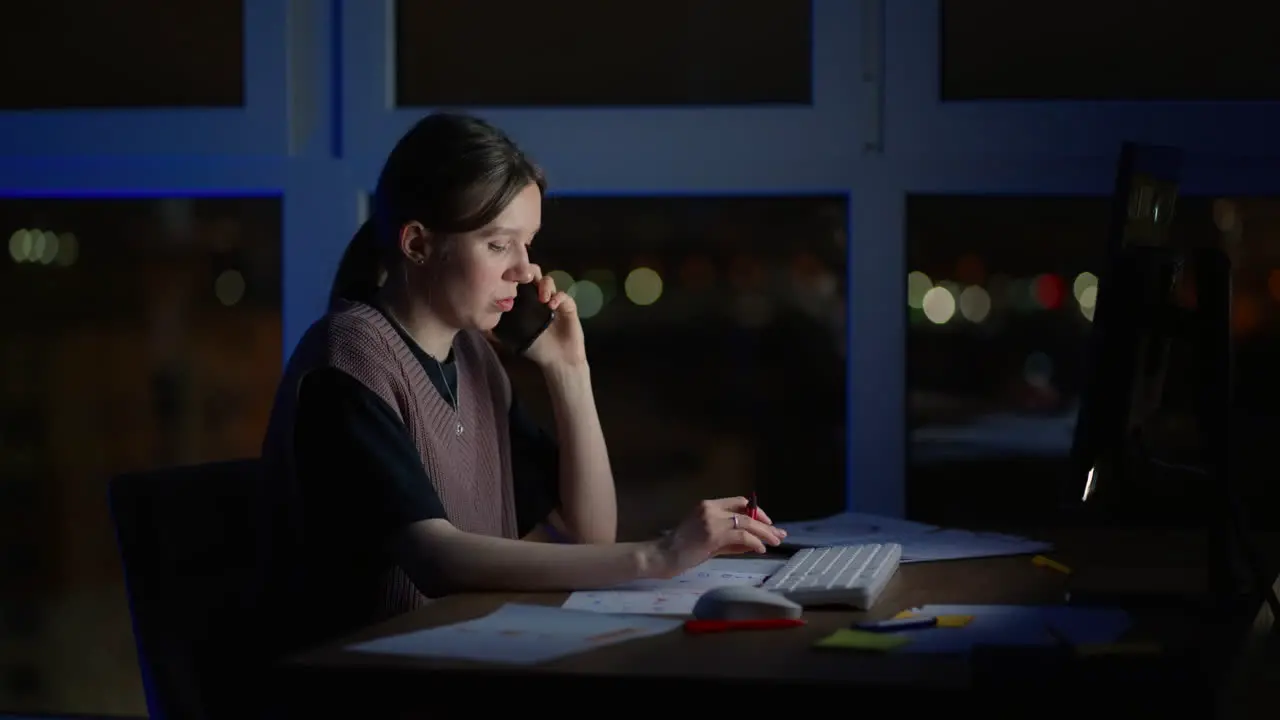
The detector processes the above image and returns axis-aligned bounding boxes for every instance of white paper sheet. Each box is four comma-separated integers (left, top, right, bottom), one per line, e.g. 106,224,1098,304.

894,529,1053,563
561,557,787,615
777,512,1052,563
562,588,709,615
608,557,786,590
346,603,681,665
777,512,939,549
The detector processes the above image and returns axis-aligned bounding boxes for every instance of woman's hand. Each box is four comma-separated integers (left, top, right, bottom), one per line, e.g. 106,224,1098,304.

522,267,587,369
646,497,787,579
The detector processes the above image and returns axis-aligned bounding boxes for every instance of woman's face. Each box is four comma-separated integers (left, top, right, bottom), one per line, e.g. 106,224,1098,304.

428,182,543,332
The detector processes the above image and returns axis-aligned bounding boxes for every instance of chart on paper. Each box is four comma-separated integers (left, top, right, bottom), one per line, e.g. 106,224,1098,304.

563,588,707,615
562,558,787,616
610,557,785,591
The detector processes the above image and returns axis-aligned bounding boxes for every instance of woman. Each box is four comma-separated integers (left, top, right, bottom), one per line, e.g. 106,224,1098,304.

259,112,785,650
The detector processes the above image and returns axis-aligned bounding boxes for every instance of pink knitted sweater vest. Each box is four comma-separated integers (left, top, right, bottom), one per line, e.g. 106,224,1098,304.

260,300,518,623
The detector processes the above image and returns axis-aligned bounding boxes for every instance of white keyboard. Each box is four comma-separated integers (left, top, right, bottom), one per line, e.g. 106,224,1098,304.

761,543,902,610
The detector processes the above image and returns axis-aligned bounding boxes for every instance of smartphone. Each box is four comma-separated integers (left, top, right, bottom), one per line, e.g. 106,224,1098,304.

492,281,555,354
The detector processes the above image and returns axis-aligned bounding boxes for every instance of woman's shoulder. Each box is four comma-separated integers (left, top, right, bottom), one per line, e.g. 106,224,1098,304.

286,302,408,384
293,302,394,356
318,300,394,339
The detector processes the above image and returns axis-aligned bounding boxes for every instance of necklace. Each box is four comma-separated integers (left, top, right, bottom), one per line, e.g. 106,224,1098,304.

435,356,464,437
383,308,464,437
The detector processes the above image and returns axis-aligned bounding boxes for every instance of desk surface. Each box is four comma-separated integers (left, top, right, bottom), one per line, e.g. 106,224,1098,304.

280,529,1256,714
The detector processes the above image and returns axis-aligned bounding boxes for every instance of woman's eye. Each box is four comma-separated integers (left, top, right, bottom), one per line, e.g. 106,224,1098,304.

488,243,507,253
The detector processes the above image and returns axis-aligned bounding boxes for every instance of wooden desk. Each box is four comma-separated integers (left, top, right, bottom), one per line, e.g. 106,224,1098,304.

279,529,1275,717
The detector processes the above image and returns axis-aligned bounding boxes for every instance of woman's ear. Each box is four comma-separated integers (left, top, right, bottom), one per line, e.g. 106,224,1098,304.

398,221,432,266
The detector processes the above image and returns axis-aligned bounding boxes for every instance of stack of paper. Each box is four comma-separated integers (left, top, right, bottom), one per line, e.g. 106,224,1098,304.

347,603,682,665
776,512,1052,563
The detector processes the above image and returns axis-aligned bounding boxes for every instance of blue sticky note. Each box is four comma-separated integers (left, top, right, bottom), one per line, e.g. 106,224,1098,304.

898,605,1052,653
1042,606,1131,645
888,605,1130,654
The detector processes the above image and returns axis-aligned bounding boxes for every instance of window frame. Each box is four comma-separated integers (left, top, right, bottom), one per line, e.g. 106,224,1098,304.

889,1,1280,158
0,1,292,156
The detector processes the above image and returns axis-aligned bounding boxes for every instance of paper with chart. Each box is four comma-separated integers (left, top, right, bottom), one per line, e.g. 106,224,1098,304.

562,558,787,615
776,512,1052,563
346,603,681,665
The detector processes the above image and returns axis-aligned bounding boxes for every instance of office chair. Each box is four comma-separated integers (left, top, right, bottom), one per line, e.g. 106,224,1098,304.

110,458,281,720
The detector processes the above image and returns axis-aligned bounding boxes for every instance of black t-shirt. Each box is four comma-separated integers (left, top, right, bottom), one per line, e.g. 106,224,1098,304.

292,317,561,551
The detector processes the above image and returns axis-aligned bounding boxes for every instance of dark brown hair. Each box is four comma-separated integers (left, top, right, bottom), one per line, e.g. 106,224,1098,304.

329,112,546,308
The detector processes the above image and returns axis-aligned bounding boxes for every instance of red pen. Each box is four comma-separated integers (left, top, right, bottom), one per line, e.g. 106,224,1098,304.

683,618,806,634
748,492,759,522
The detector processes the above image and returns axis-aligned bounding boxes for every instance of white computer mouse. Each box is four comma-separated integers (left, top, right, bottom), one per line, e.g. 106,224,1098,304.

692,585,803,621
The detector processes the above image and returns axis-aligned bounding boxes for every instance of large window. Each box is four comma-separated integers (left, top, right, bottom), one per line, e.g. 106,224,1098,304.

940,0,1280,101
905,194,1280,520
905,195,1107,468
0,195,281,716
394,0,812,107
505,195,848,533
0,0,244,109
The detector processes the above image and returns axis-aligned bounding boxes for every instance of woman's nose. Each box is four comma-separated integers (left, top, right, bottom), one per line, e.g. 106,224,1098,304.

504,263,533,283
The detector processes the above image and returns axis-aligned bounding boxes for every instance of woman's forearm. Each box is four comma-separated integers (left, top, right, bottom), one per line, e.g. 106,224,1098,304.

542,362,618,544
396,520,660,594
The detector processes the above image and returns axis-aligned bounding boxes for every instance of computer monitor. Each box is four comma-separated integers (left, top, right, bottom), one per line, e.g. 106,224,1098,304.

1067,142,1187,513
1067,142,1278,620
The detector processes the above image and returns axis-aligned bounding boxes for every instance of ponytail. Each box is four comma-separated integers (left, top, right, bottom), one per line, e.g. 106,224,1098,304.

328,220,383,309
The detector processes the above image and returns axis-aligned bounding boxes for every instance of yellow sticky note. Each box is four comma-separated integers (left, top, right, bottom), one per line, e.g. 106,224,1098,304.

1075,642,1162,656
1032,555,1073,575
892,611,974,628
815,629,911,652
